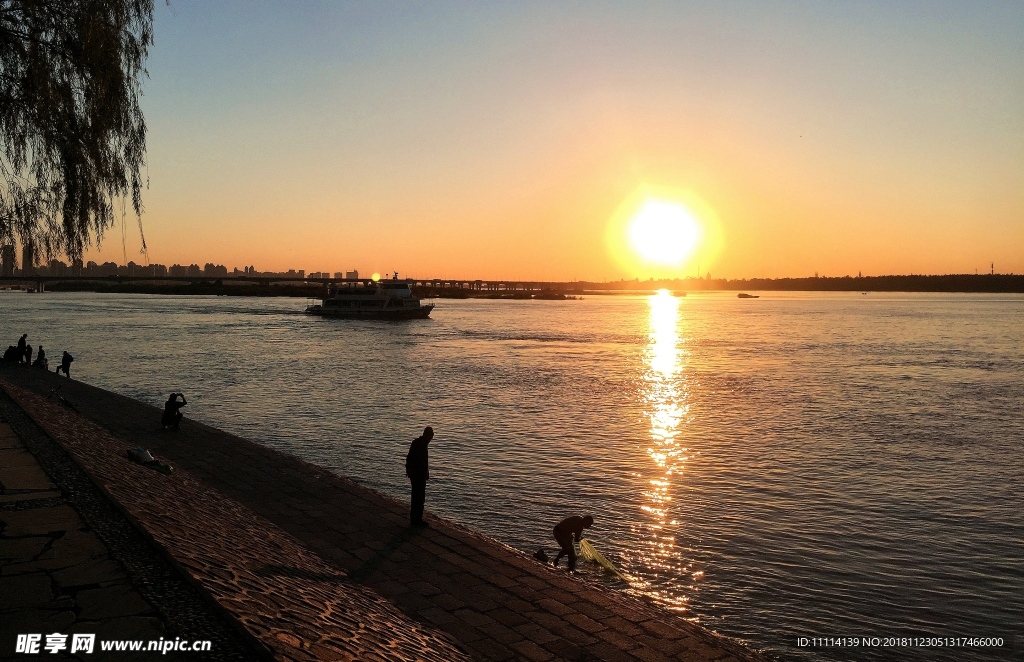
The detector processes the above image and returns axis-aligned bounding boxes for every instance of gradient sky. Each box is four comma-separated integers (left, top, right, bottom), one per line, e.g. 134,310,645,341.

84,1,1024,280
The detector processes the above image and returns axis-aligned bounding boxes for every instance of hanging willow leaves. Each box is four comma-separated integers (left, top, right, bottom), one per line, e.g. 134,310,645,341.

0,0,153,263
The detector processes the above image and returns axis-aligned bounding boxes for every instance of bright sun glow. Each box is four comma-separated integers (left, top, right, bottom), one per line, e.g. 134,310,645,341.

629,200,701,266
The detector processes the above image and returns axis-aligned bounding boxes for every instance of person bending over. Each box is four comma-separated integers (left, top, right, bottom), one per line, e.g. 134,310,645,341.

552,515,594,571
405,426,434,527
162,393,187,430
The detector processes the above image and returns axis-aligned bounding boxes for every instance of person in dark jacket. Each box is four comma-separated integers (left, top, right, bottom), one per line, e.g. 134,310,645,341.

405,426,434,527
162,393,188,430
56,351,73,377
32,346,47,369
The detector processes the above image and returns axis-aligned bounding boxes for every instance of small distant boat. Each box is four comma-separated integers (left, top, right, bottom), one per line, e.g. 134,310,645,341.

737,293,759,299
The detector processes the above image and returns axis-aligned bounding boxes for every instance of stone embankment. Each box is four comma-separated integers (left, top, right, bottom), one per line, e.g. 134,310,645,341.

1,366,765,662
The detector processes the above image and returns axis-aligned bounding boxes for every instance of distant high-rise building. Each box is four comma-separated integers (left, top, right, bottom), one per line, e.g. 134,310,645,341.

346,270,358,280
47,259,68,277
20,242,34,275
1,245,15,276
202,263,227,277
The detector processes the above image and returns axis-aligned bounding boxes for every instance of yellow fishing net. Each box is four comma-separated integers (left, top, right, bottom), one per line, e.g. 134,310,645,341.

578,539,629,582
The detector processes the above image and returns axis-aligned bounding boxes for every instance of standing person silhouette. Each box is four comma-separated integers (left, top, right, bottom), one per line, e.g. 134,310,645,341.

23,344,32,365
552,515,594,571
405,426,434,527
16,334,26,355
162,393,187,430
56,351,73,377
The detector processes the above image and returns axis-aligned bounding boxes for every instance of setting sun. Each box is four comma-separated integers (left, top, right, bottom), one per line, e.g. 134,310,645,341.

606,190,721,279
629,201,702,266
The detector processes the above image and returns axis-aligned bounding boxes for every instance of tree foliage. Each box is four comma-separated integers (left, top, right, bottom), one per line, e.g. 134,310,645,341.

0,0,153,263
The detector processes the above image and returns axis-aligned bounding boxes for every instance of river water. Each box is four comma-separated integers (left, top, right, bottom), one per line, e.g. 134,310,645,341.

2,291,1021,660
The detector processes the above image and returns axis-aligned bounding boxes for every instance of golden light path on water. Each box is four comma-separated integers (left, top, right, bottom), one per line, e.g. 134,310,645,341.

629,289,700,612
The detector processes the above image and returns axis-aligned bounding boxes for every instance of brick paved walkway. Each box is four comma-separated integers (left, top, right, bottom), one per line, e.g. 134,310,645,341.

0,366,764,662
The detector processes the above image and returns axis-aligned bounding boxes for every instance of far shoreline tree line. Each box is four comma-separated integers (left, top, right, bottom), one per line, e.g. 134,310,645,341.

1,270,1021,296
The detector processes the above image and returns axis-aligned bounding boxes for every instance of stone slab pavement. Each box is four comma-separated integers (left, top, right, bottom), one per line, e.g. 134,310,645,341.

0,365,766,662
0,414,229,661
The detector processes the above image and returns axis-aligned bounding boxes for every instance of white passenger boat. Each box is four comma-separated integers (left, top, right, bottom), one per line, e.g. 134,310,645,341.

306,276,434,320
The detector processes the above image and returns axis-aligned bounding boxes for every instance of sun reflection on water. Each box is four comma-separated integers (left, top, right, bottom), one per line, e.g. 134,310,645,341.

628,290,700,612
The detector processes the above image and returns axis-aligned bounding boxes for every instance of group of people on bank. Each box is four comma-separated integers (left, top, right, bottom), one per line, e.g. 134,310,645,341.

4,333,73,376
6,333,186,432
405,426,594,571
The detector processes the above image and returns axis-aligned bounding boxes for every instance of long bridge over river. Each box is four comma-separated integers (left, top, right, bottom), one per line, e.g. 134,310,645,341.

0,274,589,293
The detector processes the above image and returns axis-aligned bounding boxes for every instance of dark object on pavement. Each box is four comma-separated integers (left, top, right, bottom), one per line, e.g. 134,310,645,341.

126,447,173,475
405,426,434,527
45,386,78,411
533,548,550,564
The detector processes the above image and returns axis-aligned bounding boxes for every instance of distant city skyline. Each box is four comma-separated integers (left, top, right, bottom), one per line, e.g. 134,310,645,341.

60,2,1024,280
2,248,1016,283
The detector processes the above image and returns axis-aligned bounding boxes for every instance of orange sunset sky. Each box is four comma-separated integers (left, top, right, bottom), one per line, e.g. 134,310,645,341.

83,2,1024,281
